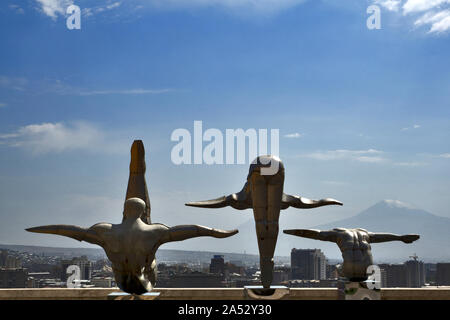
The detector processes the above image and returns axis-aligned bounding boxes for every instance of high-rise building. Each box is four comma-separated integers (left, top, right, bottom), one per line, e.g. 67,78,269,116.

378,263,407,287
291,249,327,280
210,255,225,274
0,250,21,269
0,268,28,288
436,263,450,286
405,259,425,288
425,263,437,285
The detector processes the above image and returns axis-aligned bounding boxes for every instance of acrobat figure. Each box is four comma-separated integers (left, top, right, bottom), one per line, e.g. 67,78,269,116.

284,228,420,281
27,198,237,294
26,140,237,294
186,155,342,288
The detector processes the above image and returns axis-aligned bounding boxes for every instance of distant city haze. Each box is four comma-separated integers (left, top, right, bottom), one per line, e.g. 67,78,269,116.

2,200,449,262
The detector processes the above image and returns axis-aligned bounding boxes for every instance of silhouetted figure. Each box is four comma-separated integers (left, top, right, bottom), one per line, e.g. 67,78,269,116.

284,228,419,281
186,155,342,288
27,198,237,294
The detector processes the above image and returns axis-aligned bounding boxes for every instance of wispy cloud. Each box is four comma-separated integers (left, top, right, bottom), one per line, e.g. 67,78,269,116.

415,9,450,33
35,0,73,19
82,1,122,17
1,76,176,97
77,88,175,96
284,132,303,139
9,4,25,14
36,0,308,20
0,103,6,108
439,153,450,158
0,122,125,155
376,0,402,12
401,124,421,131
375,0,450,33
0,75,28,91
299,149,387,163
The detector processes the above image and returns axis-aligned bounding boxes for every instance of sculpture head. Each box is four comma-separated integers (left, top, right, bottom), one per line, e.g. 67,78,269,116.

123,198,146,219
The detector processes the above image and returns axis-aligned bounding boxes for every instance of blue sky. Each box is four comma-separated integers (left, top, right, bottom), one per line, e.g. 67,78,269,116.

0,0,449,255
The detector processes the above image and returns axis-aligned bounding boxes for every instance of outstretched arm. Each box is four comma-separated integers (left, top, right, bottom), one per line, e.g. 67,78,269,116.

282,194,343,209
185,184,252,210
26,224,108,246
159,225,238,244
368,232,420,244
283,229,337,242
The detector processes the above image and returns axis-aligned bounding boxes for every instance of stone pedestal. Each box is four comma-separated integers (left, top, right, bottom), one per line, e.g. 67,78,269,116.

244,286,290,300
338,281,380,300
107,292,160,300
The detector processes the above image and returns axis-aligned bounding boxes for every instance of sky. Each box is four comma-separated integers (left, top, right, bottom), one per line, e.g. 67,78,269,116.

0,0,449,255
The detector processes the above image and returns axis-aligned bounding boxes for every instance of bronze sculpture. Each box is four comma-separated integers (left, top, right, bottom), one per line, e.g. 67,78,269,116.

186,155,343,288
26,141,238,294
284,228,420,281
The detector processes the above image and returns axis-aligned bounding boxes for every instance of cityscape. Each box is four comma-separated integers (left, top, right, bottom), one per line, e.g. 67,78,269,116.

1,246,449,290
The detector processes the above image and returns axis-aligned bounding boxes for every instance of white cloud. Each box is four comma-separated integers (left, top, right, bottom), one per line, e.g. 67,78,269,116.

284,132,303,139
0,122,124,155
300,149,386,163
439,153,450,158
77,88,174,95
383,199,416,209
81,0,307,18
403,0,450,14
415,9,450,33
376,0,402,11
401,124,421,131
0,75,28,91
83,1,122,17
107,2,122,10
0,103,6,108
374,0,450,33
9,4,25,14
35,0,73,19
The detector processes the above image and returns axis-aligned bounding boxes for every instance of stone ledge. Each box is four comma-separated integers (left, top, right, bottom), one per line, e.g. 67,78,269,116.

0,288,448,300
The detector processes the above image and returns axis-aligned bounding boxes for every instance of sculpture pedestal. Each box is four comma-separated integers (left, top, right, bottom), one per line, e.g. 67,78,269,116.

107,292,161,300
244,286,290,300
338,281,380,300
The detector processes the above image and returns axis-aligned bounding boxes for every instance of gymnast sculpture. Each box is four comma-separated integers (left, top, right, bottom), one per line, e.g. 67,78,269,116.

26,141,237,294
186,155,343,288
284,228,420,281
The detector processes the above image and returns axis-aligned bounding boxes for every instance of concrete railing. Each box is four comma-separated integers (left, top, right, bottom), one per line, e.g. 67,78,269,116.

0,288,449,300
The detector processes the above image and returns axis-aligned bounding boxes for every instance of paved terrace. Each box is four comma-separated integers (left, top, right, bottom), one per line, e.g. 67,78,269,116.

0,288,449,300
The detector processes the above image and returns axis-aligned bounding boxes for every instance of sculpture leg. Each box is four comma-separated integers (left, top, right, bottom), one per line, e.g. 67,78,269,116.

125,140,151,224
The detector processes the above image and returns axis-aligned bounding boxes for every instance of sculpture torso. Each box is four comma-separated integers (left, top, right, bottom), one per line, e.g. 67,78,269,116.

247,156,285,287
334,228,373,281
95,220,166,294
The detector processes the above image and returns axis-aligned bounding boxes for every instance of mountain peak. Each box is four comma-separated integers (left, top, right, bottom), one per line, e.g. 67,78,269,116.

381,199,416,210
